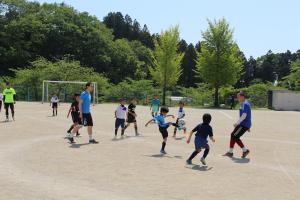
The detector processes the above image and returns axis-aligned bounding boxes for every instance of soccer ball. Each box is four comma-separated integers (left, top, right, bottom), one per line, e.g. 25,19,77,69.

177,119,186,130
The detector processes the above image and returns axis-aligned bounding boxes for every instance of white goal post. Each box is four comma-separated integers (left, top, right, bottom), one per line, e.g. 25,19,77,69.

42,80,99,104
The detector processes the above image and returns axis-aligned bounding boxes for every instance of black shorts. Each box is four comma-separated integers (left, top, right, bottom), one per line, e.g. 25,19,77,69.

52,103,58,108
115,118,125,129
127,114,136,123
159,127,169,139
231,125,249,139
81,113,93,127
71,112,81,124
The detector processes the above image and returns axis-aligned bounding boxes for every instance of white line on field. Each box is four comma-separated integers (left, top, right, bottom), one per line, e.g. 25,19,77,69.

218,110,234,120
273,148,297,184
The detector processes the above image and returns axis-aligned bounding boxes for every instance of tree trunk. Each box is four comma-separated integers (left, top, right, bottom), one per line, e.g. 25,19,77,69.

162,85,166,106
214,86,219,107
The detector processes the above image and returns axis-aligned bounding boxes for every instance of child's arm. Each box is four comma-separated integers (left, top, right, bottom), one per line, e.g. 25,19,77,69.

180,113,186,119
114,110,117,118
166,114,175,119
209,136,216,143
145,119,154,127
67,107,72,118
186,131,194,144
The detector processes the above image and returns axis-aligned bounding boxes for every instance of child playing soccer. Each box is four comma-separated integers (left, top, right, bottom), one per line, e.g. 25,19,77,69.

67,93,81,137
150,95,160,117
173,101,187,137
186,113,215,165
50,93,59,116
124,97,140,136
145,107,176,154
224,92,251,159
115,98,127,138
3,82,16,121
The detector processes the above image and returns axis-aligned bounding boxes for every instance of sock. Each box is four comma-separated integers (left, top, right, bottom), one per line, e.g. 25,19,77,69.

188,150,199,161
115,129,118,136
230,138,236,148
53,110,54,115
56,110,57,116
228,148,234,153
89,135,93,140
203,149,210,159
121,129,125,136
161,141,166,151
236,140,245,148
242,147,248,152
67,125,74,133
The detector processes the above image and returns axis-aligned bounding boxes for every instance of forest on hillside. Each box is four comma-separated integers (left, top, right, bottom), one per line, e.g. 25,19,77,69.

1,0,300,107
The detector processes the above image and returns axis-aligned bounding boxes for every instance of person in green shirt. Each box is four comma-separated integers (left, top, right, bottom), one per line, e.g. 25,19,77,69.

3,82,16,121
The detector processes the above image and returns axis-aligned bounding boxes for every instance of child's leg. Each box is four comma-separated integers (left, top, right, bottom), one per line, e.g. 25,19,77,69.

10,103,14,118
134,122,138,135
188,149,201,161
5,103,9,119
203,148,210,159
67,124,74,133
115,119,120,136
173,118,179,136
161,137,167,151
55,108,58,116
124,123,130,130
121,120,125,136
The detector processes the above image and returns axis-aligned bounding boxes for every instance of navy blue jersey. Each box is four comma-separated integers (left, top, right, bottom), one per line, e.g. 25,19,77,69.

192,123,213,140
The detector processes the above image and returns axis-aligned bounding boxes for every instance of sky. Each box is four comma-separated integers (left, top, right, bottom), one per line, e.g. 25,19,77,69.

34,0,300,58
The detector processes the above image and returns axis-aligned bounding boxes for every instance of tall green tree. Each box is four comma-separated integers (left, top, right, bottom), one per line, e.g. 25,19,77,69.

285,59,300,90
150,25,184,105
196,19,243,107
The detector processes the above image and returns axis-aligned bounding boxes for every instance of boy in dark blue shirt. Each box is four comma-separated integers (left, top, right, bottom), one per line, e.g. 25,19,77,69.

186,113,215,165
224,92,251,159
145,107,176,154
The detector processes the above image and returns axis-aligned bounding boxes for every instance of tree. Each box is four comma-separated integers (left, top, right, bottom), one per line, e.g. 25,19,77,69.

150,25,184,105
196,19,243,107
285,59,300,90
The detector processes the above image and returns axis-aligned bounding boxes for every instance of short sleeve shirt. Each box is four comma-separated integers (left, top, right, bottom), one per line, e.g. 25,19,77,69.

240,100,252,128
178,107,185,118
81,91,91,114
71,101,79,113
192,123,213,140
51,96,59,103
3,88,16,103
155,114,168,128
116,105,127,119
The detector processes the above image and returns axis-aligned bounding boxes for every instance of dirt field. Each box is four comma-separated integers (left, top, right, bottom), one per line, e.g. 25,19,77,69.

0,102,299,200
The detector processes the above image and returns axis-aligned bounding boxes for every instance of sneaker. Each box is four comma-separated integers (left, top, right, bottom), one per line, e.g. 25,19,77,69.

172,134,176,138
223,152,234,158
5,118,9,122
160,150,167,154
186,159,192,165
89,139,99,144
241,149,250,158
200,157,207,165
135,133,140,136
76,133,80,137
68,137,75,143
121,135,125,139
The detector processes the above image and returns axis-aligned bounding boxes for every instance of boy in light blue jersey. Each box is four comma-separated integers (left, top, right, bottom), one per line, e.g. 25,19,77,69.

145,107,177,154
224,92,251,159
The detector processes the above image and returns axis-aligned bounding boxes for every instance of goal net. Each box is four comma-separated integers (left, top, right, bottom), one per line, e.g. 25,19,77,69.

42,80,98,104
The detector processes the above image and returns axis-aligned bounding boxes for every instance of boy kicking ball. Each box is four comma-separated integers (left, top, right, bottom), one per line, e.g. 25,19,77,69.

186,113,215,165
224,91,251,159
145,107,177,154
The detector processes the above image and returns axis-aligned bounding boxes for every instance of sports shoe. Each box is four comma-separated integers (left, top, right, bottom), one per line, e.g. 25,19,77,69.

160,150,167,154
89,139,99,144
186,159,192,165
76,133,80,137
68,137,75,143
223,152,234,158
200,157,207,165
241,149,250,158
135,133,140,136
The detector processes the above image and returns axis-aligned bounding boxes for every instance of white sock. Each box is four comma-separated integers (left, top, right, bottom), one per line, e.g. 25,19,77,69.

229,148,234,153
89,135,93,140
242,147,247,152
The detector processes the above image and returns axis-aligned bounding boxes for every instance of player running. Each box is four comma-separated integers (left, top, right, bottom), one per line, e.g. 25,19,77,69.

224,92,251,159
150,95,160,117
